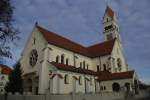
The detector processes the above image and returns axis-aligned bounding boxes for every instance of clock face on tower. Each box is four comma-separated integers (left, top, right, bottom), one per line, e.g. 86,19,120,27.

29,49,38,67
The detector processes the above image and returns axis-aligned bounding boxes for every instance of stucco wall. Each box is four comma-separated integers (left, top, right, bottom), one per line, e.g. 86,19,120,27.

50,70,95,94
111,40,127,72
99,78,133,92
20,27,47,75
20,26,130,94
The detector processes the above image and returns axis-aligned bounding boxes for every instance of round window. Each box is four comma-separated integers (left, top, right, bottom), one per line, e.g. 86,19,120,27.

29,49,38,67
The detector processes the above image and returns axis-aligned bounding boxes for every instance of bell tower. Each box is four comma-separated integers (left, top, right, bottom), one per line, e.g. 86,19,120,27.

103,6,121,42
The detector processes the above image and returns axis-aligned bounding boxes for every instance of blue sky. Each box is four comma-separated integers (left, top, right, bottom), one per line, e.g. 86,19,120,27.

2,0,150,84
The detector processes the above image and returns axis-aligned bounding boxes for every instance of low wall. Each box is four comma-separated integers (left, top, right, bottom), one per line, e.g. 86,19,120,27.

0,92,124,100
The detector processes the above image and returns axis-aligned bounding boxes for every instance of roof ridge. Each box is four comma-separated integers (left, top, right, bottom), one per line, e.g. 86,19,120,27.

36,25,87,48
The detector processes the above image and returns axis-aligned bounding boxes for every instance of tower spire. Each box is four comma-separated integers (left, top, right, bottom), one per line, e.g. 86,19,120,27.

102,6,121,42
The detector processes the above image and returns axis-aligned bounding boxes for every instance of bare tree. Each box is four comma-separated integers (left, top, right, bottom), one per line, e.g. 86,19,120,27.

0,0,20,58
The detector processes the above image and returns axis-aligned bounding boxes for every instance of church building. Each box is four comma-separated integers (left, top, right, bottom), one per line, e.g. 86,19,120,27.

20,6,139,95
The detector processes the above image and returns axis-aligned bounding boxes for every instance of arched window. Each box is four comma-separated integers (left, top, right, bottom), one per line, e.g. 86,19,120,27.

100,86,103,90
97,65,100,72
125,83,130,92
61,54,64,64
83,61,85,69
87,64,89,70
27,79,32,92
117,58,122,71
79,76,82,85
103,64,107,71
80,62,82,68
56,56,59,63
90,77,92,85
104,86,106,90
112,83,120,92
66,58,69,65
64,74,69,84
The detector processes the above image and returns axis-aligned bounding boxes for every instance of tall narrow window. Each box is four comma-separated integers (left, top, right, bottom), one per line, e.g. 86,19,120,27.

117,58,122,71
33,37,36,45
61,54,64,64
97,65,100,72
79,76,82,85
90,77,92,85
87,64,89,70
103,64,107,71
56,56,59,63
83,61,85,69
64,74,69,84
66,58,69,65
80,62,82,68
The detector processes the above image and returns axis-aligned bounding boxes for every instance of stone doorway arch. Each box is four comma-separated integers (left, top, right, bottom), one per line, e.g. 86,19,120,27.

112,83,120,92
27,78,32,93
125,83,130,92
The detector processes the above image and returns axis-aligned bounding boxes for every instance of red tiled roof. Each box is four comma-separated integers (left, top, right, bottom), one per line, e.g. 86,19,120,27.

73,76,79,80
50,73,63,79
105,6,114,17
87,39,115,57
51,62,97,75
50,62,134,81
37,25,116,58
0,64,12,75
97,71,134,81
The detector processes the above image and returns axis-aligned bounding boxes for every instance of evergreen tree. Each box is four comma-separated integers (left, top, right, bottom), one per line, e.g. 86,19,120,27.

5,62,23,94
0,0,20,58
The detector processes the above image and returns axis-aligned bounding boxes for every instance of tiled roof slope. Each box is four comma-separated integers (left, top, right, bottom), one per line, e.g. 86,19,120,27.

0,64,12,75
51,62,97,75
97,70,134,81
37,25,116,58
87,40,115,57
50,62,134,81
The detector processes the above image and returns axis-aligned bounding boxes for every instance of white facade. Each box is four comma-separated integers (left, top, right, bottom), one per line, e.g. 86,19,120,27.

20,6,139,95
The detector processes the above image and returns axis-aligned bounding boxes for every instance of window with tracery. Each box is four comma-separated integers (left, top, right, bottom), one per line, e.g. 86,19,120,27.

29,49,38,67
